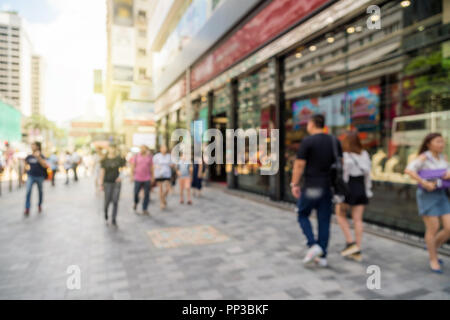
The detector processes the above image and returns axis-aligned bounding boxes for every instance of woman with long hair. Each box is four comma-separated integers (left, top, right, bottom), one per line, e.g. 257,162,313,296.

153,145,173,209
335,131,372,262
177,152,192,205
99,145,126,227
405,133,450,274
191,160,204,198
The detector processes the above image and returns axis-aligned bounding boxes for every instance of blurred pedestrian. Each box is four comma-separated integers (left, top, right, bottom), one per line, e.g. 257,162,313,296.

64,151,72,185
191,160,204,198
290,114,342,267
17,152,25,188
169,159,177,195
0,149,4,196
5,142,15,192
93,148,103,193
48,150,59,187
177,152,192,205
99,144,126,227
71,150,81,182
405,133,450,274
24,142,48,216
153,145,173,209
335,131,372,262
130,145,153,215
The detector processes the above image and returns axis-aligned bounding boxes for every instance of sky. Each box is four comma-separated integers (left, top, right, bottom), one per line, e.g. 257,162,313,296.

0,0,107,124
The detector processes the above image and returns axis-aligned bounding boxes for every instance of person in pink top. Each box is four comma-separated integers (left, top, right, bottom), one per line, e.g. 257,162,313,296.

130,145,153,215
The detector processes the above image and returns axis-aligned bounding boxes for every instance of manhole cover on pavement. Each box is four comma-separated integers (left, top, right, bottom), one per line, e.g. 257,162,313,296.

147,225,229,249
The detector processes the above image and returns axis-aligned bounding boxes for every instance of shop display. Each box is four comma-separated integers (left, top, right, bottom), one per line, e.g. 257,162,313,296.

235,64,275,195
213,86,230,117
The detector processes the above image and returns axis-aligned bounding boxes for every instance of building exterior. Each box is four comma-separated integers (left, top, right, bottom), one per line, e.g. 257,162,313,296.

0,11,33,117
153,0,450,236
31,55,44,116
0,99,21,143
105,0,156,148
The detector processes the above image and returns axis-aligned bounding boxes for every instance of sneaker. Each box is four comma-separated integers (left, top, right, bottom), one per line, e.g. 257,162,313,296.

340,242,354,254
38,206,42,213
341,243,360,257
314,257,328,267
133,203,137,211
24,209,30,217
348,251,363,262
112,220,117,227
303,244,324,265
142,210,150,215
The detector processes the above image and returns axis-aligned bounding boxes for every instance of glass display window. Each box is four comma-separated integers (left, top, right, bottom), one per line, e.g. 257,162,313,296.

236,63,276,195
213,86,230,117
282,0,449,234
167,110,178,149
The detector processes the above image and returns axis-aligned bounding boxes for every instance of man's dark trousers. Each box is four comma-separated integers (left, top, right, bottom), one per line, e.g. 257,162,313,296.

297,187,333,257
134,180,151,210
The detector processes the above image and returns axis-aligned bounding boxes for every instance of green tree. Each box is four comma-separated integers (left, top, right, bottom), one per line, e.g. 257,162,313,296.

404,49,450,112
24,115,68,151
24,114,52,131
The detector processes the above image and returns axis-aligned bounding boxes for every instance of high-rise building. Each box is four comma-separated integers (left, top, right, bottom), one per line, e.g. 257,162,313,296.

0,11,33,117
105,0,156,148
31,55,44,116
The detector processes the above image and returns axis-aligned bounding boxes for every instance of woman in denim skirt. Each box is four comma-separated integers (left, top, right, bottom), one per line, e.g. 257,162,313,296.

405,133,450,274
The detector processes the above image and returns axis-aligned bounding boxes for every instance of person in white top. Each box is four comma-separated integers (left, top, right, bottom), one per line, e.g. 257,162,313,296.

335,131,372,262
405,132,450,274
63,151,73,185
153,145,174,209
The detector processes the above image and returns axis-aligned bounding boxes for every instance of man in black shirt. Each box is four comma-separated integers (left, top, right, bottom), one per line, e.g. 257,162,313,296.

24,142,48,216
99,145,126,227
290,114,342,267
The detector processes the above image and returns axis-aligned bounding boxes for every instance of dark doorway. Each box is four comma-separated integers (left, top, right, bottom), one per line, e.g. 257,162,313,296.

209,112,228,183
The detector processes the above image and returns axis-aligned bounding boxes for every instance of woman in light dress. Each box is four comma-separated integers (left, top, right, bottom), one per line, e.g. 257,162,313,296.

405,133,450,274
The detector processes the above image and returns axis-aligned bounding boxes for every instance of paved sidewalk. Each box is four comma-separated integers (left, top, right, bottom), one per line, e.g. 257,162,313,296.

0,177,449,300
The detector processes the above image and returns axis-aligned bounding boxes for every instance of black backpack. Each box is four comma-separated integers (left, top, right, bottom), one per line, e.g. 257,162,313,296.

330,136,350,198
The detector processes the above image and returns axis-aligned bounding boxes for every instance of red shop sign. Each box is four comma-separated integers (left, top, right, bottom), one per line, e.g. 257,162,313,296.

190,0,329,90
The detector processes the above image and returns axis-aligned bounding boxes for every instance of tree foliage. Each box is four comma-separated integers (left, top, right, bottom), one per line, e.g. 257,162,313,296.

404,49,450,111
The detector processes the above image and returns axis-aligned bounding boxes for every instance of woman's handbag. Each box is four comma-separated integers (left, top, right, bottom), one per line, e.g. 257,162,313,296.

418,169,450,190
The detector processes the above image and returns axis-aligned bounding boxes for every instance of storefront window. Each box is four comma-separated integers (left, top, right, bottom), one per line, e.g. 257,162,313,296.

167,112,178,149
236,63,276,195
283,0,449,234
213,86,229,117
159,117,167,148
191,98,209,145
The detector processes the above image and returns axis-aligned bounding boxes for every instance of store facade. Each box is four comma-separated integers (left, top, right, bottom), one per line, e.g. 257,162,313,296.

154,77,187,151
156,0,450,235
